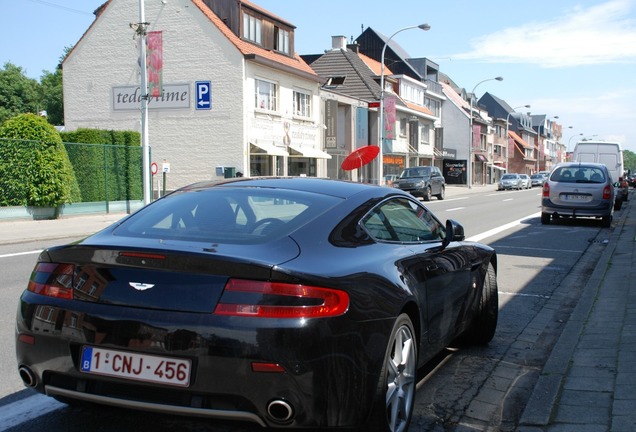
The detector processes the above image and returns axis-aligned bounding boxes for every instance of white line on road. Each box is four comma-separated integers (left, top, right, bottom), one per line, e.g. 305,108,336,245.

467,212,540,243
445,207,466,212
0,250,41,259
499,291,551,299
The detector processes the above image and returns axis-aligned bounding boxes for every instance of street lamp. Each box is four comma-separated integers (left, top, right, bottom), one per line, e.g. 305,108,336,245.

567,133,583,158
378,23,430,185
505,104,530,174
468,77,503,188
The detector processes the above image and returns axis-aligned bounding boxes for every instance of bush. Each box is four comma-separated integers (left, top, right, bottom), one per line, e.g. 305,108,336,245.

61,129,142,202
0,113,81,207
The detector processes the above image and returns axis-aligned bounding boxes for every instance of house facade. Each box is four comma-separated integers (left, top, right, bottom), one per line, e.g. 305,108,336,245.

63,0,328,190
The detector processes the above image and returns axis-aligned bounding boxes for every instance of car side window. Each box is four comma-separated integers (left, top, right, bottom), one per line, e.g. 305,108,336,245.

362,198,444,243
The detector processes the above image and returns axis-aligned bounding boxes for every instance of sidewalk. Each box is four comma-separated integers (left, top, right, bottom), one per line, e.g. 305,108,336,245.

519,196,636,431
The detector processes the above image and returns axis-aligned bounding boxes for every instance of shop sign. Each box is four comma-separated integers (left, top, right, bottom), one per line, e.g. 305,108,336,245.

112,83,190,110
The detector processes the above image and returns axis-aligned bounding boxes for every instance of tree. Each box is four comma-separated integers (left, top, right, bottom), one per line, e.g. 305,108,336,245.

40,68,64,125
0,63,40,125
0,113,80,209
624,149,636,175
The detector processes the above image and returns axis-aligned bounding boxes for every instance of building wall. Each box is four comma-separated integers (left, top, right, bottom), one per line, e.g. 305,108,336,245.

63,0,325,190
441,102,469,161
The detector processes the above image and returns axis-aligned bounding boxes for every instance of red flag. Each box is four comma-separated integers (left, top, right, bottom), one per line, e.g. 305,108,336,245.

146,31,163,98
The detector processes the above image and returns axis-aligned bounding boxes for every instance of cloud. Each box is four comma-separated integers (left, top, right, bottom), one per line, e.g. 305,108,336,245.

453,0,636,67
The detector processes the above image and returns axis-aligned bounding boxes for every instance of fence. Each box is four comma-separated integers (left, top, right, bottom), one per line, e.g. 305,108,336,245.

0,139,144,219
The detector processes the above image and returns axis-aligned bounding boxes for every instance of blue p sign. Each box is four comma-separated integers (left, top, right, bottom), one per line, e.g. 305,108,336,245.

195,81,211,110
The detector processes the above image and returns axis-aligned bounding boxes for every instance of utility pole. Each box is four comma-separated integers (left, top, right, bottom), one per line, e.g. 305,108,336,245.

131,0,151,205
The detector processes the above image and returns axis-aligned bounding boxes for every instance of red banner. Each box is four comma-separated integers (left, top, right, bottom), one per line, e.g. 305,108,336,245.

146,31,163,98
383,95,397,140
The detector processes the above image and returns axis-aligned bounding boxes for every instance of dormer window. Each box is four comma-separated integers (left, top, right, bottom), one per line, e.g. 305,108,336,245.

274,26,290,54
323,76,346,89
242,12,262,44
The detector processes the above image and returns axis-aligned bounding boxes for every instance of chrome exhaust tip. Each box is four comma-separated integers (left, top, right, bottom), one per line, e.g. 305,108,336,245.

18,366,37,387
266,399,294,423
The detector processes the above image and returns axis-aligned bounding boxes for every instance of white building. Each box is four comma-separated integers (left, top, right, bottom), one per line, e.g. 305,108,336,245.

63,0,328,190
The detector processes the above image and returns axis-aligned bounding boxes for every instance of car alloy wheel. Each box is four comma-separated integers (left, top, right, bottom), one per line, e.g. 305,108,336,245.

378,314,417,432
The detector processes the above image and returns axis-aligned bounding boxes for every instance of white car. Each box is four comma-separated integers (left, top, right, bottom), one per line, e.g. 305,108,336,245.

519,174,532,189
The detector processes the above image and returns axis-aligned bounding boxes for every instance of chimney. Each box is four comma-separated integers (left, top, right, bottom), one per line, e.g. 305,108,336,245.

331,36,347,50
347,42,359,53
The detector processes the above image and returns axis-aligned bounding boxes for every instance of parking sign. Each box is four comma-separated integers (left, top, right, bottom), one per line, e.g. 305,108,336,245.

195,81,211,110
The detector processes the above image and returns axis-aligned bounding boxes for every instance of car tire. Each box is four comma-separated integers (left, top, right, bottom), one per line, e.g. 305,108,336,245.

423,187,432,201
541,213,550,225
435,186,445,200
602,215,612,228
463,263,498,345
368,313,417,432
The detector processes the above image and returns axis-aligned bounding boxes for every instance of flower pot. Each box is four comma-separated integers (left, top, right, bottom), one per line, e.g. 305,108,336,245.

28,206,61,220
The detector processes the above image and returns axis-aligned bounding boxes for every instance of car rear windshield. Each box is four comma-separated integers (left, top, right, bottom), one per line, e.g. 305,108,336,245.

550,167,607,183
113,188,342,243
400,167,431,178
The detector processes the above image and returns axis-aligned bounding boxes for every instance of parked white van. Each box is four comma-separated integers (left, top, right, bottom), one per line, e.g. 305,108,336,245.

572,141,628,202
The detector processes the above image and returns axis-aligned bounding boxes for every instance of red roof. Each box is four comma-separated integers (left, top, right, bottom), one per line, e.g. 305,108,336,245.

192,0,317,78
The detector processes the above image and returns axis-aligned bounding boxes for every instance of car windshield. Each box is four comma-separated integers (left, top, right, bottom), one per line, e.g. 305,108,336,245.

502,174,517,180
113,188,342,244
400,167,431,178
551,167,606,184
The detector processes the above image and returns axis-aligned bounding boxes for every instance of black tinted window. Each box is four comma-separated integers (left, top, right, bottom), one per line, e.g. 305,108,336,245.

362,198,445,243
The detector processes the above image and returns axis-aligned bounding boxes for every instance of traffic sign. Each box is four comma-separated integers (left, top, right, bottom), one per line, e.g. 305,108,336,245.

195,81,211,110
151,162,158,175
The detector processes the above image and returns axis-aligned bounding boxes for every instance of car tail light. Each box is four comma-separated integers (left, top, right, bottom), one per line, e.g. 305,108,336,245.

27,263,75,300
603,185,612,200
542,183,550,197
214,279,349,318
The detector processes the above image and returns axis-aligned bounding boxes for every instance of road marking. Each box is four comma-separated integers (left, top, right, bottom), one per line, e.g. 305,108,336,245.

0,250,41,259
467,212,540,243
499,291,551,299
0,394,64,429
446,207,466,212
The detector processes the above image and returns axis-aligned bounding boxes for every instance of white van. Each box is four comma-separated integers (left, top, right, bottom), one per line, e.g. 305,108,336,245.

572,141,627,202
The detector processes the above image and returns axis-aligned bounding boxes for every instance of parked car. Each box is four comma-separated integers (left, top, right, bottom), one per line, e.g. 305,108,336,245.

16,177,498,432
541,162,615,227
393,166,446,201
530,173,548,187
383,174,398,186
498,173,523,190
519,174,532,189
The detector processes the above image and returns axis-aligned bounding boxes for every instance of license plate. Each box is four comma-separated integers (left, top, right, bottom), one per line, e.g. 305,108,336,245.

80,346,191,387
563,194,588,201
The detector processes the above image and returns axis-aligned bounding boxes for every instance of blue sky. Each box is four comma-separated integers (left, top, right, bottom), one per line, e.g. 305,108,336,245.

2,0,635,151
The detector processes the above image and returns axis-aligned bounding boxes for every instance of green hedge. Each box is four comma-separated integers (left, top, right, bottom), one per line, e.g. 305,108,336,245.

61,129,142,202
0,114,81,206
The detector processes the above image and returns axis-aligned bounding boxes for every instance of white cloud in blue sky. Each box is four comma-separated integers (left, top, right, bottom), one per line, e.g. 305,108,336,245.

453,0,636,67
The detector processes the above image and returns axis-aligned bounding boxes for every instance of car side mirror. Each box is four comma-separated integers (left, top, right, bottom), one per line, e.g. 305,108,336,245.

441,219,465,250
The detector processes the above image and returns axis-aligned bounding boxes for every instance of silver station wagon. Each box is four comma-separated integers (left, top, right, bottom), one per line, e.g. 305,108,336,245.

541,162,615,227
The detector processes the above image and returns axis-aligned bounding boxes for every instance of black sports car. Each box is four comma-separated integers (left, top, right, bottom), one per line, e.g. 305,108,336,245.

16,177,498,431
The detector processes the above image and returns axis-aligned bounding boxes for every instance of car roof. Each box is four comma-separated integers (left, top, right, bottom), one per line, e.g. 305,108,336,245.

175,177,400,199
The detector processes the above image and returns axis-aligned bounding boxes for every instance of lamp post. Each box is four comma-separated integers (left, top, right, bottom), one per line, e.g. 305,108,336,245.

378,23,430,185
505,104,530,174
567,133,583,160
468,77,503,188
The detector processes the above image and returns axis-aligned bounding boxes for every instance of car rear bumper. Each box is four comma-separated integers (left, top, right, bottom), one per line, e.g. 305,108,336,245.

541,199,612,217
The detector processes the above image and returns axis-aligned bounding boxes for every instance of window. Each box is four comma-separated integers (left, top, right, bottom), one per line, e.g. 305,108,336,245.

362,198,445,243
293,90,312,118
399,118,407,137
420,124,430,144
242,12,262,44
255,79,277,111
274,26,290,54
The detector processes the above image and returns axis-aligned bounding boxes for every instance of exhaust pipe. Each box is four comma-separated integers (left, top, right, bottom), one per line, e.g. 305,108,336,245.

266,399,294,423
18,366,37,387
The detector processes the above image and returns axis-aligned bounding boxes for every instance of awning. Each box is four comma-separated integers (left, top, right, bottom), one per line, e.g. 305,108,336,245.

475,153,488,162
489,164,506,171
508,131,532,149
289,144,332,159
250,142,289,156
